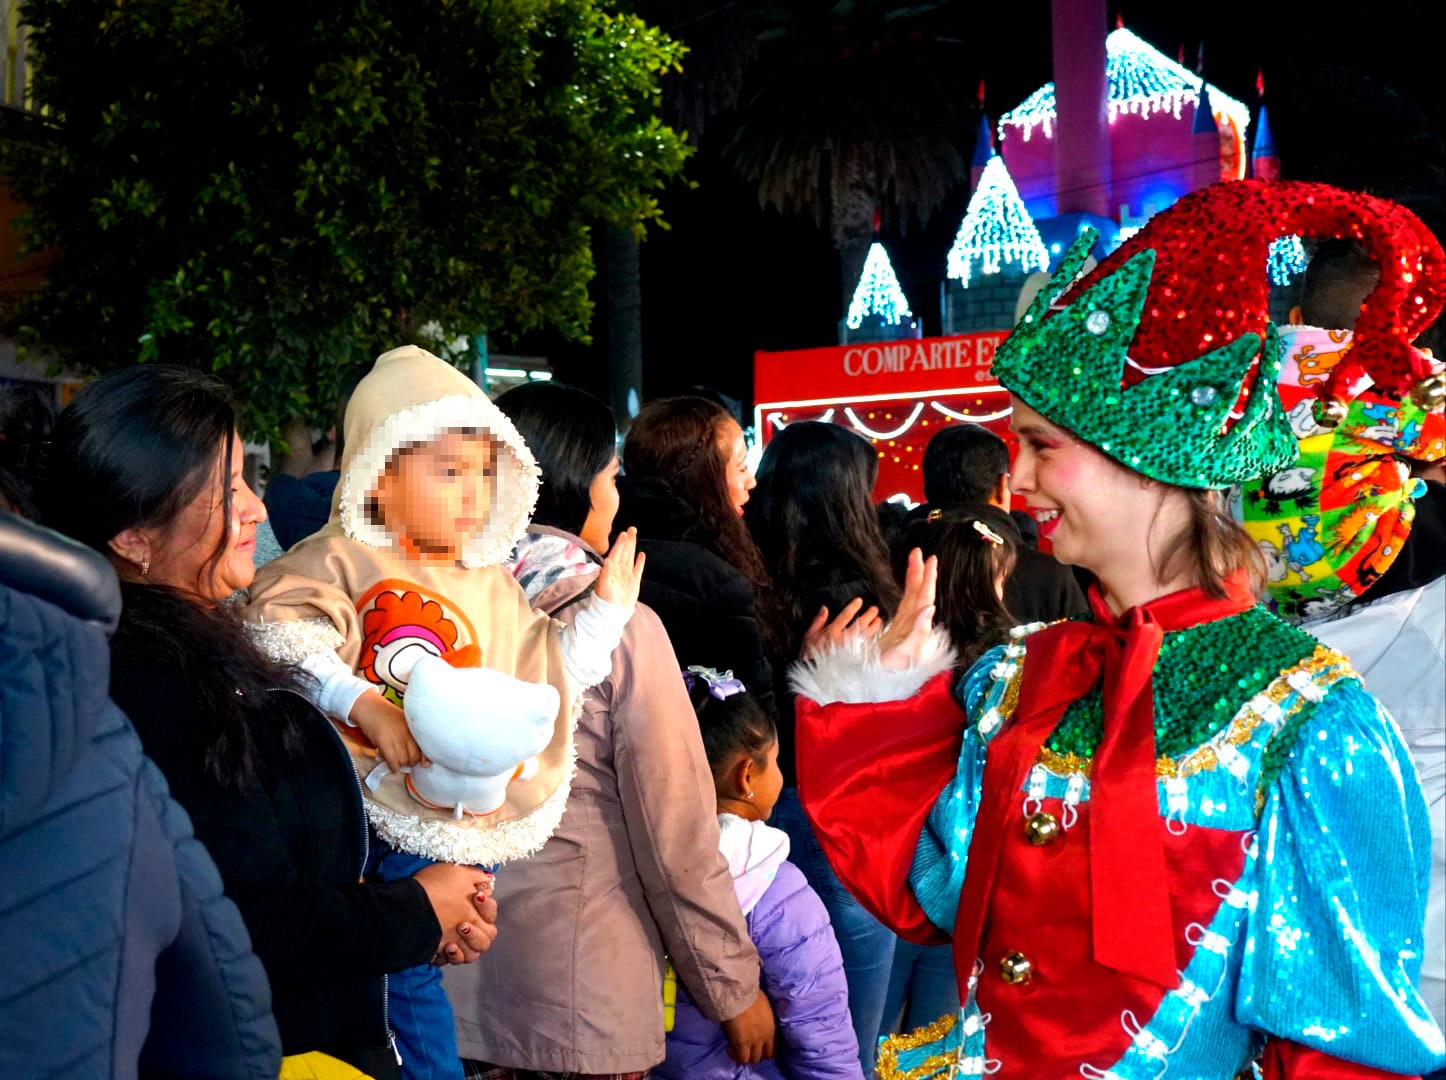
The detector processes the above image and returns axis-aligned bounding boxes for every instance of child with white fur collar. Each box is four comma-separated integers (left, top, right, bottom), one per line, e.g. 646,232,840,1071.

245,345,642,1079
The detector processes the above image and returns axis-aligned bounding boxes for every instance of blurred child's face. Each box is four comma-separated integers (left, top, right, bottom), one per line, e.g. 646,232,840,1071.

372,431,496,561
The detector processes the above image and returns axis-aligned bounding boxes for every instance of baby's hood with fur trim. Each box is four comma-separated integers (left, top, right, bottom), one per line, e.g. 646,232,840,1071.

332,345,540,569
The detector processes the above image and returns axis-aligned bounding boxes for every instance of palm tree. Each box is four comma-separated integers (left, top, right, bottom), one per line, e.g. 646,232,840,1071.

603,0,756,421
725,0,970,314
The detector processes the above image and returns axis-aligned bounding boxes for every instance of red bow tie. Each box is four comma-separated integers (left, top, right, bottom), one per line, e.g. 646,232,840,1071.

953,571,1257,989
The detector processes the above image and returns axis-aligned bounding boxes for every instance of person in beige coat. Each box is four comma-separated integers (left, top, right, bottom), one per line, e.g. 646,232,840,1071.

447,382,775,1080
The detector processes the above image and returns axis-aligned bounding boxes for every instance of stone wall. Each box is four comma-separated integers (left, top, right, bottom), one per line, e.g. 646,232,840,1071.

943,272,1026,335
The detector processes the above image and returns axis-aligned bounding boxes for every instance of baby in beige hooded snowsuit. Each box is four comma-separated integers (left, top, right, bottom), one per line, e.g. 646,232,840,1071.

244,344,637,867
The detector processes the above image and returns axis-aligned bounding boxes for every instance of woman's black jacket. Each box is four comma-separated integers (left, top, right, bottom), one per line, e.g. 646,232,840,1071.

108,591,441,1072
613,475,777,724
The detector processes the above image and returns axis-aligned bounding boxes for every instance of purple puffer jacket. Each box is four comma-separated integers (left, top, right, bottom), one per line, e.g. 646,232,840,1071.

657,818,863,1080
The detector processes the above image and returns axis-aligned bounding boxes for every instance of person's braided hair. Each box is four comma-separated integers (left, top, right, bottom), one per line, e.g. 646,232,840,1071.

623,396,771,590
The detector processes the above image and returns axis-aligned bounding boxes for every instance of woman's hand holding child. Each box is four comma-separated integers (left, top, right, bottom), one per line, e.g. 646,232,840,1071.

413,863,498,966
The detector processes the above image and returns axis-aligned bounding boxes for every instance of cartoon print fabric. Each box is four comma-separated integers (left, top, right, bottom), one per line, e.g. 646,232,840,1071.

1241,324,1445,620
357,582,479,708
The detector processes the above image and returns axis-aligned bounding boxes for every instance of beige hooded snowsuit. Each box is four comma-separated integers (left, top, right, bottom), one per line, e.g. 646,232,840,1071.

244,345,600,866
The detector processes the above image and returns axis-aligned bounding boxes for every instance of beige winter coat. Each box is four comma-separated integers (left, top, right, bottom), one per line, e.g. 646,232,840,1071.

243,345,576,866
445,530,760,1073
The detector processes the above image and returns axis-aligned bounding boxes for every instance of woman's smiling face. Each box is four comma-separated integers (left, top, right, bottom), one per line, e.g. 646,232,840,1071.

139,434,265,599
1007,395,1162,579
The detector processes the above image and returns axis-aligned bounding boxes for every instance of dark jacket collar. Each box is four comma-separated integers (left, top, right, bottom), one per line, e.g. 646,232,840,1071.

614,475,702,544
0,512,120,633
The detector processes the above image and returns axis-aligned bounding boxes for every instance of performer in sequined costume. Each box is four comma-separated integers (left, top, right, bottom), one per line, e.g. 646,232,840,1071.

787,182,1446,1079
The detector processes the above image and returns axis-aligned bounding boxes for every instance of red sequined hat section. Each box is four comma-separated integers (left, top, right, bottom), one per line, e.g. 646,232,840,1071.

1066,180,1444,400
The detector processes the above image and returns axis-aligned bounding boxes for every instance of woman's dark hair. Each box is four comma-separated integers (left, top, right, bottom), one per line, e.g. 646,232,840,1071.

1157,489,1266,599
687,676,777,788
0,466,30,517
895,508,1018,669
623,395,770,588
45,366,239,586
876,498,912,551
747,422,900,658
495,381,616,536
0,383,57,516
44,365,299,788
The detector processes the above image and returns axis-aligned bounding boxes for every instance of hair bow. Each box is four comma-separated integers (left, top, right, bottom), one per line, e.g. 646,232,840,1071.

684,665,747,700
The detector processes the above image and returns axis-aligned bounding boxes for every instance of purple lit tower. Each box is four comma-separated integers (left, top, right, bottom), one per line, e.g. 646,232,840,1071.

996,12,1249,235
941,1,1256,334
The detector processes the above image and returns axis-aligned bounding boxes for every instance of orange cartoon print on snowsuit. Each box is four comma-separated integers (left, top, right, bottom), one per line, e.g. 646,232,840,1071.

358,585,477,706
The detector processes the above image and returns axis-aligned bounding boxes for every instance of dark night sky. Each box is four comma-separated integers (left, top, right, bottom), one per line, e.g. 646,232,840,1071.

526,1,1445,411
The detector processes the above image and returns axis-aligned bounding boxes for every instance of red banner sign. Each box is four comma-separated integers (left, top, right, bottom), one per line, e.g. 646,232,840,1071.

755,331,1008,405
753,332,1015,503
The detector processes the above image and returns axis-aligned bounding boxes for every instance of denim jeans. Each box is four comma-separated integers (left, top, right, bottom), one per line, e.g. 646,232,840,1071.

375,849,464,1080
773,786,898,1076
881,939,960,1039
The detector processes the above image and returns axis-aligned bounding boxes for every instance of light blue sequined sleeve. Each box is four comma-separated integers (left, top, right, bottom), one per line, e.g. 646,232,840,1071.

1237,680,1446,1074
907,647,1007,935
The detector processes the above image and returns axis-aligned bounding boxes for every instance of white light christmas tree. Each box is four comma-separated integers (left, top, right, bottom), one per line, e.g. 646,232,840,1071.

847,243,914,329
999,27,1250,142
946,156,1050,286
1267,235,1307,286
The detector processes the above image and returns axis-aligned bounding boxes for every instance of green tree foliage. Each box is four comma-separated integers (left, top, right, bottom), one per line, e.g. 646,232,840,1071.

3,0,690,439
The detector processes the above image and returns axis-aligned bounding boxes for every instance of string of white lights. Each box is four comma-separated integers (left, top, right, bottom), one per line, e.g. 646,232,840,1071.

998,27,1250,142
765,408,836,431
846,243,914,330
946,157,1050,286
842,403,926,440
928,402,1014,423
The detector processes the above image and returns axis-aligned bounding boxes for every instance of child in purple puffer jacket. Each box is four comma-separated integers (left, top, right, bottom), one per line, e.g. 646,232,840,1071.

658,668,863,1080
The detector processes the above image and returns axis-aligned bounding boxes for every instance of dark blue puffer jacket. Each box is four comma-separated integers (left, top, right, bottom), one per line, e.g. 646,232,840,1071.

0,513,281,1079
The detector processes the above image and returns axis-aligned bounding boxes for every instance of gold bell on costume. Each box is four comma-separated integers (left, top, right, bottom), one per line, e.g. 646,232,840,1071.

998,951,1033,986
1024,810,1061,846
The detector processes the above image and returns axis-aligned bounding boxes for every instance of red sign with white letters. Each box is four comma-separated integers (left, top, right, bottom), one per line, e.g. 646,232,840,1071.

753,331,1015,503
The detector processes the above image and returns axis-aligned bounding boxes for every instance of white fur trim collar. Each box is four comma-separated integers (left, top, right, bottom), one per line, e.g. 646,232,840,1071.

788,627,957,706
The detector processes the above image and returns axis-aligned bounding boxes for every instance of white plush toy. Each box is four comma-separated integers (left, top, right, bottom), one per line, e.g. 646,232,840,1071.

401,654,559,818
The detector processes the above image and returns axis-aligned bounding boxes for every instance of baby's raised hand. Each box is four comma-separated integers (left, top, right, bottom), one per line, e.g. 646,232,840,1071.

350,690,427,773
595,526,645,609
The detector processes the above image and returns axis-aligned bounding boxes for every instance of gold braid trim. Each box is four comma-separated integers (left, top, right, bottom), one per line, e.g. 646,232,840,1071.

877,1011,962,1080
1034,646,1353,780
999,660,1023,723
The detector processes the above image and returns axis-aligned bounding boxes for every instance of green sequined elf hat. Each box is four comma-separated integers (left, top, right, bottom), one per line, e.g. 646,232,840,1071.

990,180,1445,489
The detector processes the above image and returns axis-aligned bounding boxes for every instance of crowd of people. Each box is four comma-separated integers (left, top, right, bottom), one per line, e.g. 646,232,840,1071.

0,179,1443,1080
